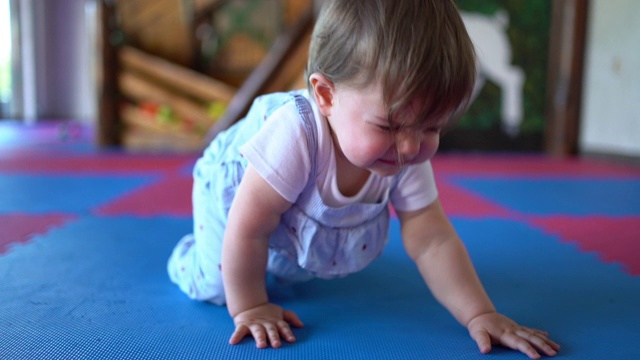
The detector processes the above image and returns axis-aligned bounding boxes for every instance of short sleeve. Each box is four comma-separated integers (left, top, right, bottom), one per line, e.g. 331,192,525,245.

390,160,439,212
239,103,312,203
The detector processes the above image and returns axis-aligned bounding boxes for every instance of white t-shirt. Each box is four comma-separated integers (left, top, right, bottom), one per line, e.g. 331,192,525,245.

240,92,438,212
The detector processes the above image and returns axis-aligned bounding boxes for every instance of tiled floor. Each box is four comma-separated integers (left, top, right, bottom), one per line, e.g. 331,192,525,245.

1,121,639,359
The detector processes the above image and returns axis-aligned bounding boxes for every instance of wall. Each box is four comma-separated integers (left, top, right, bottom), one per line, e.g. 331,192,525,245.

580,0,640,157
439,1,551,153
18,0,95,122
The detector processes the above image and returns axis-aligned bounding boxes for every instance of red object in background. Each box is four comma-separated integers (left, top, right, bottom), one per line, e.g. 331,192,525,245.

139,102,160,117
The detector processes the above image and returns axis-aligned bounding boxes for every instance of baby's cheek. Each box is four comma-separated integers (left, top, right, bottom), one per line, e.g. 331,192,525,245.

352,140,386,162
421,137,440,159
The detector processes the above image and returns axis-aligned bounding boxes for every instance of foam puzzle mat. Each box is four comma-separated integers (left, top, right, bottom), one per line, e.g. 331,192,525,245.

1,122,639,359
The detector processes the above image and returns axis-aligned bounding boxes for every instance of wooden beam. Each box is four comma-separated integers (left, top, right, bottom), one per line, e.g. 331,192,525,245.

545,0,589,156
97,0,121,146
263,24,312,93
119,46,236,103
203,3,315,144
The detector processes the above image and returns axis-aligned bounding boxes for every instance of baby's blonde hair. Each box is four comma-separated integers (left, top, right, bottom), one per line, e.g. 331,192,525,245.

306,0,476,126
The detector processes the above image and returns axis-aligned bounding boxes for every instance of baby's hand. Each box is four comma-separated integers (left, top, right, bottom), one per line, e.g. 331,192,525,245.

230,303,303,348
467,312,560,359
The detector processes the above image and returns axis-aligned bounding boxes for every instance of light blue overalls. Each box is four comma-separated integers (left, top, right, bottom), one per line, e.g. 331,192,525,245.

168,91,402,305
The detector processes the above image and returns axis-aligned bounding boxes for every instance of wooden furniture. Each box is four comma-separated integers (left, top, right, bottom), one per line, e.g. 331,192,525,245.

97,0,314,152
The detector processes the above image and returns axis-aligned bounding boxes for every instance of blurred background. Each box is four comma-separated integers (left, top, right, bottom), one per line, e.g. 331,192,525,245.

0,0,638,159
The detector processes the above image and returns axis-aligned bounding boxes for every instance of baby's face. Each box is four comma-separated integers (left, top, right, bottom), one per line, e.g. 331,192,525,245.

326,82,441,176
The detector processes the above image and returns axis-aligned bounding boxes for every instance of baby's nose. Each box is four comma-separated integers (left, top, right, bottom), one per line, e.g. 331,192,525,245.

396,131,421,156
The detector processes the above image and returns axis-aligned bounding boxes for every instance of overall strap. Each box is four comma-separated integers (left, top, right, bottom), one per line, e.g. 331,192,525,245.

292,94,319,187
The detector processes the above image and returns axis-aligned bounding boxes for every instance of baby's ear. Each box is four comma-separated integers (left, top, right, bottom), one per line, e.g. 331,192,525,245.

309,73,334,116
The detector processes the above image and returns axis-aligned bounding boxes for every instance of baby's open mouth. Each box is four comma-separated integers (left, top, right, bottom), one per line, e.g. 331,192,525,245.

378,159,402,166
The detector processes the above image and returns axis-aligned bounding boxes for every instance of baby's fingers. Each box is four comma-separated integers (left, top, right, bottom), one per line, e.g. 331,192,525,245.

248,324,270,348
229,323,271,348
283,309,304,328
229,324,251,345
230,321,298,348
502,329,560,360
277,320,297,343
515,329,560,356
469,328,492,354
498,332,543,359
524,328,561,352
263,323,283,348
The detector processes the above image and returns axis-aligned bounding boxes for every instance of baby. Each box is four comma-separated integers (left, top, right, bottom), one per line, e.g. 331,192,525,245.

168,1,560,358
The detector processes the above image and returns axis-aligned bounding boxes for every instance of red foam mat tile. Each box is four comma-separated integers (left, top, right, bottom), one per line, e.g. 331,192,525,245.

95,175,193,217
0,153,196,175
436,176,514,218
529,215,640,276
0,213,76,254
432,155,640,177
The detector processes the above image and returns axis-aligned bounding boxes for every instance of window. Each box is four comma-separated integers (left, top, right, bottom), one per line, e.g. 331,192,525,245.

0,0,11,117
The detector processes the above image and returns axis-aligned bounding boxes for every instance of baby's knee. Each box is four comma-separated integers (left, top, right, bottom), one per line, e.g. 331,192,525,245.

184,277,226,304
170,263,226,304
168,235,226,304
204,292,226,306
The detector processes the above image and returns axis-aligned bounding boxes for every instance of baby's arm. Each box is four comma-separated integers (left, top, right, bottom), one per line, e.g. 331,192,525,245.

397,199,559,359
222,164,302,348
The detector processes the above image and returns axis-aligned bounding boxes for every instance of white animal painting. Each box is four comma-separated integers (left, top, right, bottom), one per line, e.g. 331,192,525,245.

461,10,525,137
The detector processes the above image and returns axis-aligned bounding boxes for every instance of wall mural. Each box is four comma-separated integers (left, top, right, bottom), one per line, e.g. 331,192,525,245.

441,0,552,152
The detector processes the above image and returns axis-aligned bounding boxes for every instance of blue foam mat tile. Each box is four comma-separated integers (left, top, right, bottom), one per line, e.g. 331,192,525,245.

450,177,640,215
0,174,157,213
1,217,639,359
0,217,474,360
452,218,640,359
